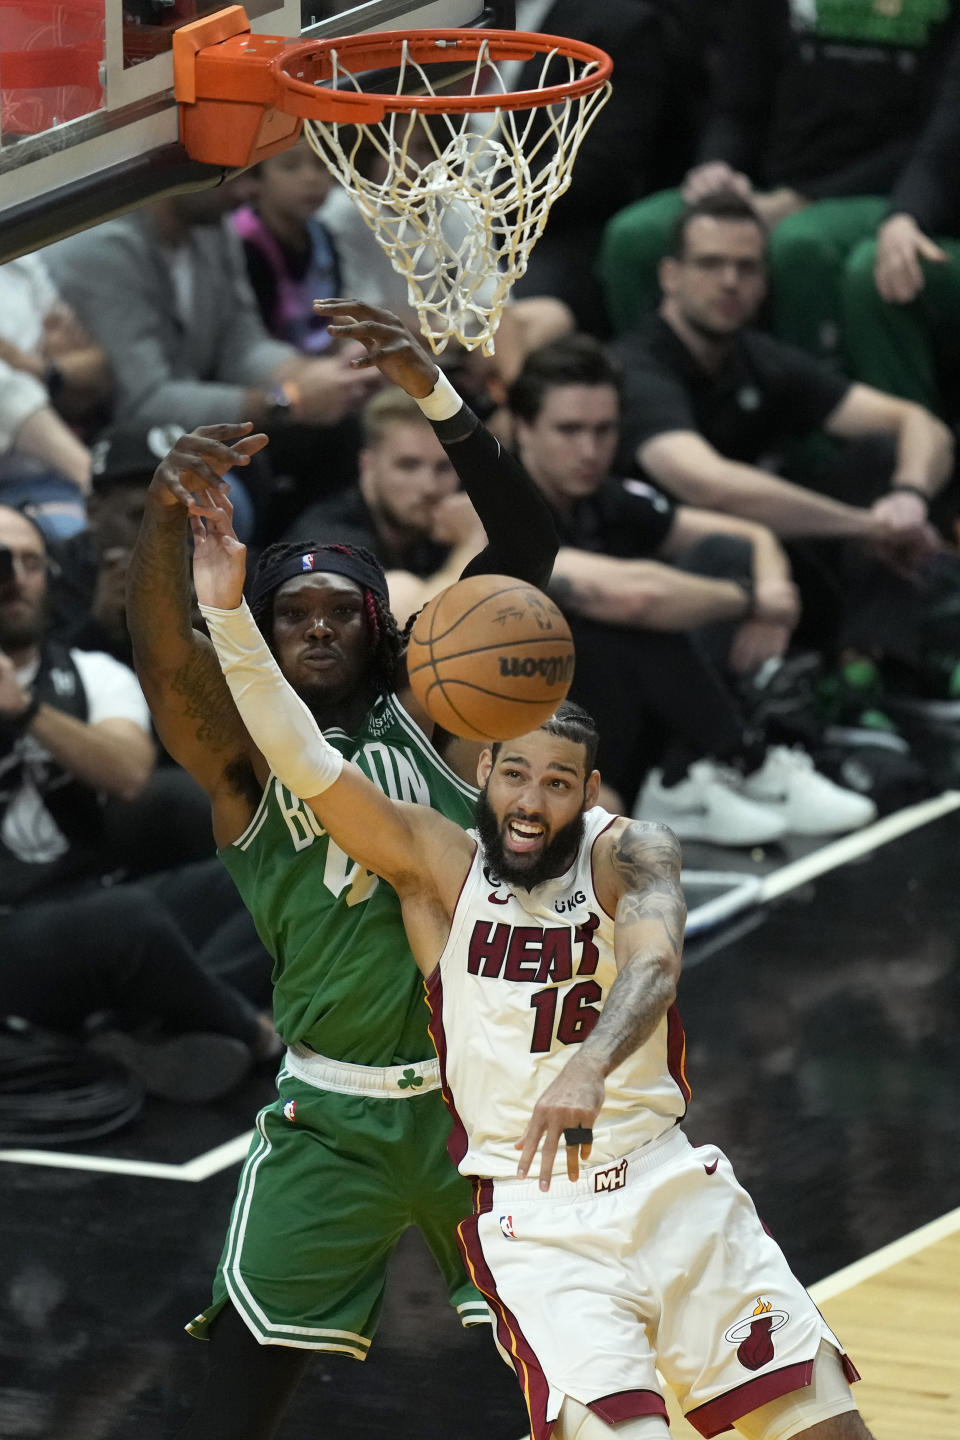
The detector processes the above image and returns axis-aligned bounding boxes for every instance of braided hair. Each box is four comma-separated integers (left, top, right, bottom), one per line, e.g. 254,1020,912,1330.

249,539,403,696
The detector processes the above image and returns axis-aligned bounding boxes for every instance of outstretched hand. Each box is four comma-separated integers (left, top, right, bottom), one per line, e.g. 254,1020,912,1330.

190,488,248,611
149,423,269,515
314,298,440,399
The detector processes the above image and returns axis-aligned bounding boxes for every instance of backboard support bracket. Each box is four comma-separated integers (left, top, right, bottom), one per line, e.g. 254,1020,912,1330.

174,8,306,168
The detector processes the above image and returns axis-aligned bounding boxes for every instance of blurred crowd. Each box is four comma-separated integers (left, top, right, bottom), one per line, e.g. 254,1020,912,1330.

5,0,960,1108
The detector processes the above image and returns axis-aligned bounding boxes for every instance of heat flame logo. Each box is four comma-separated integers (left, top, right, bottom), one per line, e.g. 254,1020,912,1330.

723,1296,789,1371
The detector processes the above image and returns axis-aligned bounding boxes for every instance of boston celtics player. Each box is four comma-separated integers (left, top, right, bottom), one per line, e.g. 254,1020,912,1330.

126,299,559,1439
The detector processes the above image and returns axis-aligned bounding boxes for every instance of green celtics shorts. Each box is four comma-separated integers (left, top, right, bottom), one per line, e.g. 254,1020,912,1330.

187,1048,489,1354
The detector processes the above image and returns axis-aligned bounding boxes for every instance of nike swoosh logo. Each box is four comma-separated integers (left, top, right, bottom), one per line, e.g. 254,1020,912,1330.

703,1159,719,1175
489,892,514,905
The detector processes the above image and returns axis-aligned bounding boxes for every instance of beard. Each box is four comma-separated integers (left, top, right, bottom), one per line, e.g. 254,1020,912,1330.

375,492,432,542
0,593,46,652
475,784,586,890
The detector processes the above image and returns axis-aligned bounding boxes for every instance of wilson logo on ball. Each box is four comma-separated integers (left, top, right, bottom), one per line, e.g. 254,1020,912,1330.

498,655,576,685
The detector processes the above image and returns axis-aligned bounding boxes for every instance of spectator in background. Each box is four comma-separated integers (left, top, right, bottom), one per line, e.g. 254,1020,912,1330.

230,138,342,354
614,195,956,684
507,333,876,844
44,192,381,541
46,424,186,667
840,33,960,420
598,0,960,359
502,0,705,331
38,424,279,944
0,253,111,538
48,423,257,669
283,386,486,627
511,335,800,671
0,504,276,1101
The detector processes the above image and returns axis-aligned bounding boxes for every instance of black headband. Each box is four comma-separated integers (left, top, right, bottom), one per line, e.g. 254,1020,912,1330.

249,545,389,613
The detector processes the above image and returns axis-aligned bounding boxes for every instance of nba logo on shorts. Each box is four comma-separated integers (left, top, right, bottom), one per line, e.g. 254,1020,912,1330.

301,553,315,571
283,1100,297,1121
499,1215,517,1239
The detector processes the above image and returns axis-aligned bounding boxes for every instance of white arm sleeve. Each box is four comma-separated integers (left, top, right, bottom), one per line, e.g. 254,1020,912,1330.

199,599,344,799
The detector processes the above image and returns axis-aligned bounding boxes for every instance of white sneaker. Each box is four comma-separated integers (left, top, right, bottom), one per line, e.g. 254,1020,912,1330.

740,745,877,836
634,760,788,847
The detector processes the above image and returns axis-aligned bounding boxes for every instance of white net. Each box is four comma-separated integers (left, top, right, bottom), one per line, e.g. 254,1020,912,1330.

303,37,611,355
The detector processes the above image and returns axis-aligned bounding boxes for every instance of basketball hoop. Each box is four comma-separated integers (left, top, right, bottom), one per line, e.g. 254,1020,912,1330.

173,11,612,355
298,30,612,354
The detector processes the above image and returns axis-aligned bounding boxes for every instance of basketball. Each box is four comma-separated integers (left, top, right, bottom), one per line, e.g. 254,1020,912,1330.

406,574,575,741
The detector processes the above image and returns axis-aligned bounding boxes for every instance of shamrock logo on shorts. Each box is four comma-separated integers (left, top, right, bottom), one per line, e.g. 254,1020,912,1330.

397,1068,424,1090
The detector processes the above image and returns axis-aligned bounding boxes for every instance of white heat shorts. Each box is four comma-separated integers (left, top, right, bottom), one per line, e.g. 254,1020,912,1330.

458,1127,858,1440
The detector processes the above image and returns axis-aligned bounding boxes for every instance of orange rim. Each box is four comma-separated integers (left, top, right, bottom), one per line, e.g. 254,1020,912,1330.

277,28,612,118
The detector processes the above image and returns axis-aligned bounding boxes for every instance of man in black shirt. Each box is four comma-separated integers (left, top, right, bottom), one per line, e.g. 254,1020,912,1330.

617,195,952,572
599,0,960,359
511,337,799,665
507,332,876,844
615,193,960,721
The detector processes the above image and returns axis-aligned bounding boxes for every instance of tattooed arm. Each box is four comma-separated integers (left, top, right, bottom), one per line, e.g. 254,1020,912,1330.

584,818,685,1070
516,819,685,1189
127,426,266,838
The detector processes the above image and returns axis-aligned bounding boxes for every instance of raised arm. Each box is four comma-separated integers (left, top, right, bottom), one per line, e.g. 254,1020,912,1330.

429,403,559,591
126,425,268,828
191,488,472,916
126,304,443,789
316,299,559,591
515,818,685,1191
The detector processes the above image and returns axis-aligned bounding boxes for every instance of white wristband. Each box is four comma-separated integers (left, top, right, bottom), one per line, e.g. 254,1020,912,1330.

199,598,344,798
415,369,463,422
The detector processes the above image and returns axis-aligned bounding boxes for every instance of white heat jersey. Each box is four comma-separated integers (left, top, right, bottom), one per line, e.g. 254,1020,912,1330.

425,807,690,1179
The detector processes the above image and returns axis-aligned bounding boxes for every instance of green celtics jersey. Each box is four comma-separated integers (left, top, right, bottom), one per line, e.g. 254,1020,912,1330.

221,692,477,1064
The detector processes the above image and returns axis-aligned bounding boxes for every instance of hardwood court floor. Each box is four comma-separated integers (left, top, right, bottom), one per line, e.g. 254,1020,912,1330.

1,801,959,1438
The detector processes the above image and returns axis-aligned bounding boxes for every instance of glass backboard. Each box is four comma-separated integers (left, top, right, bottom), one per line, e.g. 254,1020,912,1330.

0,1,513,261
